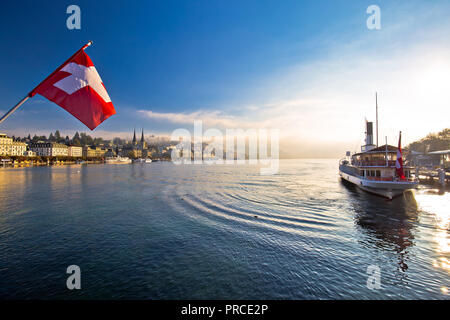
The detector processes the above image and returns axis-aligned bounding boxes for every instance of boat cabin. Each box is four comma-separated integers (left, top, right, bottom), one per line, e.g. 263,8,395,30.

349,144,413,181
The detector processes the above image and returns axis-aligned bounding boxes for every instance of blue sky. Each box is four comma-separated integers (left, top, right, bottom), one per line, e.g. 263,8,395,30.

0,0,449,156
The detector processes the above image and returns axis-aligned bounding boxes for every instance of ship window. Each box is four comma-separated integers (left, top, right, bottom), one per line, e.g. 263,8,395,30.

376,170,381,177
360,170,365,176
370,170,375,176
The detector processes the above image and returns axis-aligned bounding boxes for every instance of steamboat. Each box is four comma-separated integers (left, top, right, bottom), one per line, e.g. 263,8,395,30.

339,95,418,199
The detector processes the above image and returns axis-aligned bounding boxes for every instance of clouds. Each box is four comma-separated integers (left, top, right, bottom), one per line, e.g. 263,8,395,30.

3,1,450,158
136,1,450,158
137,38,450,143
138,110,243,128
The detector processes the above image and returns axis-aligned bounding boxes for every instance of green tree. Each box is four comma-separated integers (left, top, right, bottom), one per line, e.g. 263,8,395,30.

93,137,104,146
80,133,93,146
113,137,126,146
72,132,81,146
54,130,61,141
407,128,450,153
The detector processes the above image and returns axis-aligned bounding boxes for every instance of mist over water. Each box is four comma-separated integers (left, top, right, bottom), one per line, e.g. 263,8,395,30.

0,160,448,299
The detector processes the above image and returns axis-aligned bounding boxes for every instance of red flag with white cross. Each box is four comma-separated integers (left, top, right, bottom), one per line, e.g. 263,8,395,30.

395,131,405,179
28,41,115,130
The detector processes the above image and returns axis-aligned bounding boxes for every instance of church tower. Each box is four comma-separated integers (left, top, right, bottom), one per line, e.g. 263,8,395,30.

140,128,147,149
132,128,137,145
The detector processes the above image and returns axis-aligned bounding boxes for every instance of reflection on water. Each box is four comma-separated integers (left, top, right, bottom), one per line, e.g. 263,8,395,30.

0,160,448,299
415,190,450,287
342,178,449,294
343,181,418,273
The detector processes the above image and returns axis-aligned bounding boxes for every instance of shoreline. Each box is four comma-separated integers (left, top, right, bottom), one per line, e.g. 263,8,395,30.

0,157,171,168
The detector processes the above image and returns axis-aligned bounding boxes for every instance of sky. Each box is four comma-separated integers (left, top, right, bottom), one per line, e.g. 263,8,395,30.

0,0,449,157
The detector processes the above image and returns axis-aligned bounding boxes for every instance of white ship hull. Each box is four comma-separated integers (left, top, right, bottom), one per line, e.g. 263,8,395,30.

339,169,418,199
106,157,132,164
133,158,152,163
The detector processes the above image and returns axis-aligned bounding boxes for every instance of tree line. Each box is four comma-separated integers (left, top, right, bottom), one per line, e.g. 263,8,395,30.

12,131,128,147
407,128,450,153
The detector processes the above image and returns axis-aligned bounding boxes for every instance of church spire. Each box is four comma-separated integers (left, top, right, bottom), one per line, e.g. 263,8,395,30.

132,128,136,144
141,128,144,143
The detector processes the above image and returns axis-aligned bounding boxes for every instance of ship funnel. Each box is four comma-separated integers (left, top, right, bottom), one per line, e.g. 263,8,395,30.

366,121,374,145
361,121,376,152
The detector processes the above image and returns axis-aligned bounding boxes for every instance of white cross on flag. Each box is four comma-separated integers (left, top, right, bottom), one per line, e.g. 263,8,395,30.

29,42,115,130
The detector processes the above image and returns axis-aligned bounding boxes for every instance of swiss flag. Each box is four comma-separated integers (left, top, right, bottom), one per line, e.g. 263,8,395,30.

395,131,406,179
29,43,115,130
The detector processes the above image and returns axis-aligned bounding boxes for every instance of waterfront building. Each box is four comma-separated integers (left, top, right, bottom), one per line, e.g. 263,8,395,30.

408,149,450,169
0,133,11,147
105,148,117,157
30,142,69,157
10,141,27,156
82,145,107,158
1,133,13,155
68,146,83,157
0,133,27,156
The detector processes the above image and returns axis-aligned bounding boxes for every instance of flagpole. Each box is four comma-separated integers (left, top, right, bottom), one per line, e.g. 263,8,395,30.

0,96,30,125
0,41,93,126
375,92,379,147
385,136,388,167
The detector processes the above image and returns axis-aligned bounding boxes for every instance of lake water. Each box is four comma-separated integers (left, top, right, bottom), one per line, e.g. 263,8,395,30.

0,159,448,299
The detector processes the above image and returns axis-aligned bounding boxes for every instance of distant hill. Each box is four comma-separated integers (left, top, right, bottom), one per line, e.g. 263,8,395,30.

407,128,450,153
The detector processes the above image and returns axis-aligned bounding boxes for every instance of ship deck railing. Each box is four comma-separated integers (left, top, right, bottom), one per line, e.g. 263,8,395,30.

352,160,396,166
351,160,414,167
362,176,417,182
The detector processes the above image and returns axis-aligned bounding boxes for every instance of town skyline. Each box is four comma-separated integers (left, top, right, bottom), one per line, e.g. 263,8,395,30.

1,128,172,146
0,127,175,161
1,126,448,161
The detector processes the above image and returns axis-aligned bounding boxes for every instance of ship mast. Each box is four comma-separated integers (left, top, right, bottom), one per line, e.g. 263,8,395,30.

385,136,388,167
376,92,379,147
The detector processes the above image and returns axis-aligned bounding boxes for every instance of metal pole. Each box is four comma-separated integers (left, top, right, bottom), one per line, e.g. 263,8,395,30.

376,92,379,147
385,136,388,167
0,95,30,125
